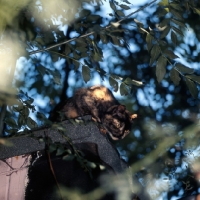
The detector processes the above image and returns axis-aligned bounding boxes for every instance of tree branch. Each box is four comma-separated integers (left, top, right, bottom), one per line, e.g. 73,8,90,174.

29,0,157,55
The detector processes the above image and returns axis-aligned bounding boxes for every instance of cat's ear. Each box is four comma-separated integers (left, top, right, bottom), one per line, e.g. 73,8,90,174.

117,105,126,113
130,114,137,122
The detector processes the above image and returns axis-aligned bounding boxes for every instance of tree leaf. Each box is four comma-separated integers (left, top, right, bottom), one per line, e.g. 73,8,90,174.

51,70,61,85
150,44,160,66
4,118,18,128
171,18,186,28
82,65,91,83
72,60,79,71
185,75,200,84
56,146,65,156
172,26,184,36
27,117,37,129
119,4,130,10
134,19,144,27
158,0,168,6
122,0,131,4
175,63,194,74
156,56,167,83
37,65,46,76
170,3,183,11
110,1,116,11
170,8,183,20
157,8,168,17
171,31,177,45
124,77,144,86
159,18,170,28
185,78,198,98
18,113,25,127
100,34,108,44
170,68,181,85
163,49,179,59
146,33,153,51
120,83,129,96
116,10,125,17
160,26,170,39
193,8,200,15
109,76,118,92
86,15,100,22
23,106,30,118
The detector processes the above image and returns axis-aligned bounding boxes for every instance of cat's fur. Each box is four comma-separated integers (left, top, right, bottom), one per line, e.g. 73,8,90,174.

49,85,137,140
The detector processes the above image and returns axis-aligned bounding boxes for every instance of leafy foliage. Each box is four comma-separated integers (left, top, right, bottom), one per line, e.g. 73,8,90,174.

1,0,200,199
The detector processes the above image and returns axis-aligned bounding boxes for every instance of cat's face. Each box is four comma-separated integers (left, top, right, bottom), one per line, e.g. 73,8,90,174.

101,105,133,140
102,114,130,140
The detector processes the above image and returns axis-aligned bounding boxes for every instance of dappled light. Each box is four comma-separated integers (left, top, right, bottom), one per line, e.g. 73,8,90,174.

0,0,200,199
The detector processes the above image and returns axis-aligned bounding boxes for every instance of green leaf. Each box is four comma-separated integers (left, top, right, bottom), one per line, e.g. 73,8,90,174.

172,26,184,36
170,8,183,20
65,44,71,55
86,15,100,22
185,75,200,84
146,33,153,51
23,106,29,118
51,70,61,85
92,51,103,62
175,63,194,74
150,44,160,66
56,146,65,156
157,8,168,17
159,18,170,28
160,26,170,39
4,118,18,128
163,49,179,59
185,78,198,98
82,65,91,83
171,31,177,45
109,76,118,92
120,84,129,96
124,77,144,86
110,1,116,11
100,34,108,44
27,117,37,129
116,10,125,17
170,68,181,85
158,40,167,46
111,36,120,46
18,113,25,127
13,105,23,112
79,9,91,18
193,8,200,15
63,154,75,161
158,0,168,6
134,19,144,27
73,60,80,71
49,144,57,153
156,56,167,83
119,4,130,10
122,0,131,4
170,3,183,11
171,18,186,28
37,65,46,76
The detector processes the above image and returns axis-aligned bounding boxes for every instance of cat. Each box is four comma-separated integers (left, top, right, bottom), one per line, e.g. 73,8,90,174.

49,85,137,140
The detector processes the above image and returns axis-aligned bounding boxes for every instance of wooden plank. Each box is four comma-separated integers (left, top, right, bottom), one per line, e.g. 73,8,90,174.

0,155,30,200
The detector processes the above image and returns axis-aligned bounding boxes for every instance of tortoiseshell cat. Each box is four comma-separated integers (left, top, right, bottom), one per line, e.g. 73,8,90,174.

49,86,137,140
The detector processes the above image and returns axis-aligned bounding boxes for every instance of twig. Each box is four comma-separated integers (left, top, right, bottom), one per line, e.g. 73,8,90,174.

45,131,64,200
29,0,157,55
